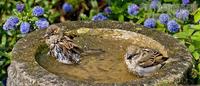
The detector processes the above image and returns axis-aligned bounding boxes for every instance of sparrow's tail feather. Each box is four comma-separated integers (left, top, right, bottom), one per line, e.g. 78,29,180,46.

160,57,180,68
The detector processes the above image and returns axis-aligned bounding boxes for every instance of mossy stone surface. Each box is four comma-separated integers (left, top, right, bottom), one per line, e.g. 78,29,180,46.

7,21,192,86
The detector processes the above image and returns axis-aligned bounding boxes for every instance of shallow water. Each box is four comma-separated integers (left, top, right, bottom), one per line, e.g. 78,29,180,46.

36,28,166,83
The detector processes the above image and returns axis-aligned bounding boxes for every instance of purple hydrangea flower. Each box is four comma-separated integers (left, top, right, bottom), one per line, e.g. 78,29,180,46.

62,3,73,13
3,16,19,30
176,9,189,21
92,13,107,21
35,18,49,29
3,22,14,30
128,4,139,15
16,3,25,12
144,18,156,28
167,20,180,32
182,0,190,5
7,16,19,24
159,14,170,25
32,6,44,16
20,22,30,34
104,7,112,14
150,0,158,10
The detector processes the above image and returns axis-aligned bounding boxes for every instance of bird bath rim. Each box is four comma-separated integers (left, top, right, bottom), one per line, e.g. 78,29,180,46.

8,21,192,85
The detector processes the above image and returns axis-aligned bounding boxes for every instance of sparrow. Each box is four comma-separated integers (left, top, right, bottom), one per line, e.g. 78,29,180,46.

124,45,170,77
44,25,83,64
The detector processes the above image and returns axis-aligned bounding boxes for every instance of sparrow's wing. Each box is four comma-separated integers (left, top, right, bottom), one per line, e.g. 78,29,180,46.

138,48,168,68
154,56,169,64
56,36,82,64
138,58,155,68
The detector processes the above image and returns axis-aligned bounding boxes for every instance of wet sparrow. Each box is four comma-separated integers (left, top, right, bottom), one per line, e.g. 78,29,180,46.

124,45,169,76
44,25,83,64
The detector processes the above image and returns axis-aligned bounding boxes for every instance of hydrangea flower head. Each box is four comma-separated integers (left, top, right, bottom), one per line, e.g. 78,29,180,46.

159,14,170,25
32,6,44,16
182,0,190,5
104,7,112,14
3,22,15,30
7,16,19,24
20,22,30,34
35,18,49,29
16,3,25,12
144,18,156,28
150,0,158,10
167,20,180,32
62,3,73,13
128,4,139,15
3,16,19,30
176,9,189,21
92,13,107,21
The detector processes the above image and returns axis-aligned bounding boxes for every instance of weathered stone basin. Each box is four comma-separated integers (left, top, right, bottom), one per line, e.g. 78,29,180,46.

7,21,192,86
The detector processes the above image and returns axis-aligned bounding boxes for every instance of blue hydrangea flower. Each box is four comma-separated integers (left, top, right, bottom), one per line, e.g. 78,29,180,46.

1,78,6,86
16,3,25,12
3,16,19,30
182,0,190,5
167,20,180,32
32,6,44,16
35,18,49,29
104,7,112,14
20,22,30,34
128,4,139,15
7,16,19,24
92,13,107,21
176,9,189,21
159,14,170,25
150,0,158,10
144,18,156,28
62,3,73,13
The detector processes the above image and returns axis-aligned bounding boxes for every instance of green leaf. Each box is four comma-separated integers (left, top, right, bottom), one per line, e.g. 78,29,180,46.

156,28,166,32
136,18,144,24
89,9,97,19
189,44,195,52
193,51,200,60
191,69,198,78
30,17,38,21
198,63,200,72
0,60,4,66
91,0,98,8
80,13,88,20
192,40,200,49
173,32,189,39
111,6,123,14
1,34,6,47
191,31,200,41
191,25,200,30
194,10,200,23
118,15,124,22
163,0,179,3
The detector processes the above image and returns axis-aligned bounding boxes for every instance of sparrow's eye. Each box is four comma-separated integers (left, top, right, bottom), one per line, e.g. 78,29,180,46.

127,53,137,59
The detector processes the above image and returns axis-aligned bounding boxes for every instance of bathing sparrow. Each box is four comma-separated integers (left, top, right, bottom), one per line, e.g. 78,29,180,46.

124,45,170,76
44,25,83,64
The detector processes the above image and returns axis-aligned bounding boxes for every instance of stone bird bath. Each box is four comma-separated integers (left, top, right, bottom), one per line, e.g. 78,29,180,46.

7,21,192,86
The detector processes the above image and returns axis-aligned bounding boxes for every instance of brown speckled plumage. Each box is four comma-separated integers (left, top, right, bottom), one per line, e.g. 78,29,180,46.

44,25,83,64
124,45,169,76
